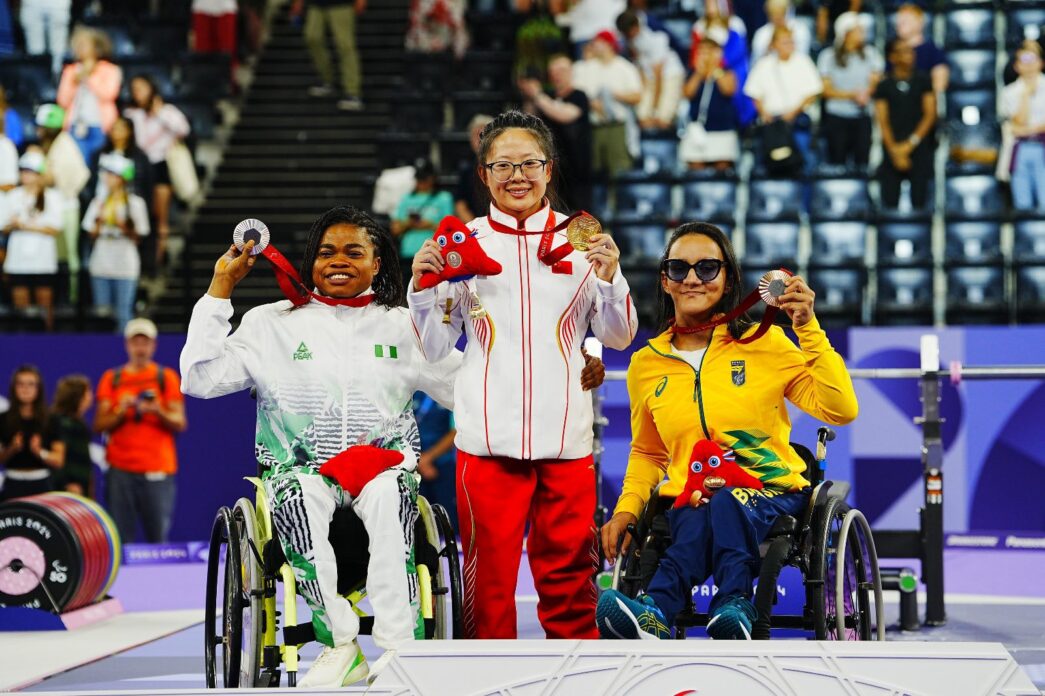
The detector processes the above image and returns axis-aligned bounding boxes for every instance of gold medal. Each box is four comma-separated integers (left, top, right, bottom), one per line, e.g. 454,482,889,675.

567,214,603,252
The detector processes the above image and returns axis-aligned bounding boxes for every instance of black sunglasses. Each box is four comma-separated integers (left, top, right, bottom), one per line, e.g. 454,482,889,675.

661,258,725,283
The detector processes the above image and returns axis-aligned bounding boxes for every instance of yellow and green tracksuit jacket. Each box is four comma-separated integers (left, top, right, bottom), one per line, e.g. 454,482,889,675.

614,316,859,520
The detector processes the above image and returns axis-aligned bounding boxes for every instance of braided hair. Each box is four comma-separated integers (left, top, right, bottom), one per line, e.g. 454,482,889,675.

298,206,404,309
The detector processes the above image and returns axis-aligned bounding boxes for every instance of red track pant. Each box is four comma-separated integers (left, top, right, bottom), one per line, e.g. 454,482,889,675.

457,450,599,639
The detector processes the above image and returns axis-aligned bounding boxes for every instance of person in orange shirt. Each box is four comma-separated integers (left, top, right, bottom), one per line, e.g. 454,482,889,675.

94,318,187,542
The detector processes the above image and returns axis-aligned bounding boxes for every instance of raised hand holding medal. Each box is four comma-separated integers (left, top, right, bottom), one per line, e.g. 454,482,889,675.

774,274,816,327
569,213,619,282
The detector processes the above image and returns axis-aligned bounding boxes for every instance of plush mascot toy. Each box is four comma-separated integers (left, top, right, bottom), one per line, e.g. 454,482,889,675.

673,439,764,508
417,216,502,289
319,445,405,497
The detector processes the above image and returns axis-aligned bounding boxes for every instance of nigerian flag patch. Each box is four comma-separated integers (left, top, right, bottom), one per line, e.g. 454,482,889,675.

375,344,398,359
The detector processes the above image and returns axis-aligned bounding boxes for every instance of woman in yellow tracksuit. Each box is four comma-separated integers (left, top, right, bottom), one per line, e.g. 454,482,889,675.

597,221,858,640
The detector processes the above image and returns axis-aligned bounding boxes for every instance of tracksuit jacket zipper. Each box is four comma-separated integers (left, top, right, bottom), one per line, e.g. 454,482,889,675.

647,340,712,440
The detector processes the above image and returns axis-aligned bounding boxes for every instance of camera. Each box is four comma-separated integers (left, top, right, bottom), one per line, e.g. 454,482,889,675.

140,389,157,401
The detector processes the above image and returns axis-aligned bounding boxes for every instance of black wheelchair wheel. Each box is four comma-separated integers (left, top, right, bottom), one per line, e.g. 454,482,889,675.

221,507,244,686
204,507,227,688
204,507,243,687
810,496,873,640
232,500,264,687
431,503,464,639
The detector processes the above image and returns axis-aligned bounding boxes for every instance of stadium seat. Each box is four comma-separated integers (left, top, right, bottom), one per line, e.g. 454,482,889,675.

679,173,737,223
944,7,996,48
137,19,188,57
392,94,445,133
620,264,661,326
946,89,996,125
947,50,997,90
946,264,1007,324
944,220,1002,262
376,132,431,169
0,55,56,103
876,266,934,325
612,177,674,223
810,177,871,221
437,132,472,171
175,100,218,140
452,51,514,94
1014,216,1045,262
403,52,451,95
9,102,37,144
1016,264,1045,322
178,54,231,99
947,121,1001,175
1006,8,1045,48
638,134,680,176
747,178,804,222
877,211,933,264
611,222,670,264
810,221,868,267
466,11,521,51
742,219,800,267
118,58,177,100
591,183,612,221
808,268,865,326
945,174,1004,219
452,91,509,130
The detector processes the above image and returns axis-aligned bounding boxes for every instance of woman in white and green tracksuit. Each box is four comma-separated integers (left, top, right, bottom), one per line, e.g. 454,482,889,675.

180,207,459,688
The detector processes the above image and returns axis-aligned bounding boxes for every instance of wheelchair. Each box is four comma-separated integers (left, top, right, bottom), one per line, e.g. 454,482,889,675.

204,472,463,688
611,427,885,640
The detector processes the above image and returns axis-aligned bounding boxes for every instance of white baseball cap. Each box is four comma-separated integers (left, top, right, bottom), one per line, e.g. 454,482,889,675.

124,317,158,339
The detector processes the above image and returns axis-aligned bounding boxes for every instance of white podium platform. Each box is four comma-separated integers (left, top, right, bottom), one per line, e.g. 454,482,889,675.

369,640,1038,696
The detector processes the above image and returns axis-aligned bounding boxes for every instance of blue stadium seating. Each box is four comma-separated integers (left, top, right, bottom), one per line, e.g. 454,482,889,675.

118,58,177,100
1006,8,1045,48
810,177,871,221
946,264,1007,323
876,266,934,325
613,177,674,222
877,212,933,265
947,121,1001,175
944,221,1002,262
810,221,868,267
137,19,188,57
178,54,231,99
747,178,804,222
945,174,1005,219
1014,217,1045,262
679,174,737,223
638,135,680,176
808,268,865,325
944,7,996,48
742,220,800,267
612,222,670,264
946,89,997,125
0,55,56,103
947,50,997,89
175,100,218,140
1016,265,1045,321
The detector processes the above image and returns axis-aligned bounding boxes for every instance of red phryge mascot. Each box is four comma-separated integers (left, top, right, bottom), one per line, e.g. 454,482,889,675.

673,439,764,508
417,216,502,289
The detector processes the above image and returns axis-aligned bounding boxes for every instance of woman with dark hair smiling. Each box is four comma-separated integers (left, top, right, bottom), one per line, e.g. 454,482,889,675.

597,222,857,641
180,206,460,688
0,365,65,501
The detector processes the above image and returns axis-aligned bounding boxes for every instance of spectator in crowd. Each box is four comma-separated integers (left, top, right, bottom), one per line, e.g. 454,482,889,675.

616,9,684,131
573,30,642,177
414,392,458,530
0,86,25,149
894,3,948,95
19,0,70,76
125,75,190,268
391,158,454,260
95,317,187,543
83,153,150,332
51,374,94,497
33,104,90,304
519,53,593,211
1,151,64,330
56,27,123,164
875,39,936,209
681,37,740,171
93,116,153,204
454,114,494,222
0,129,16,191
751,0,810,65
815,0,860,46
745,26,823,172
298,0,366,111
405,0,470,58
0,365,64,501
691,15,756,130
191,0,239,79
626,0,688,64
560,0,626,58
512,0,569,86
1002,41,1045,212
818,12,881,168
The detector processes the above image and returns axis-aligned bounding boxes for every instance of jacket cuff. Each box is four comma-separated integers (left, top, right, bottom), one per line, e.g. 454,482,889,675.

614,492,646,520
595,266,629,301
199,292,234,316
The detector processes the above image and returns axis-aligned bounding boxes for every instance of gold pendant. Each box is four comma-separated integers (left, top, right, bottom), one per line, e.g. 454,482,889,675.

442,297,453,324
567,214,603,251
468,290,486,319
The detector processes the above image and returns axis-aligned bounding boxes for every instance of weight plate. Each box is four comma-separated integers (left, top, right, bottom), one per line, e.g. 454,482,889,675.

0,499,81,611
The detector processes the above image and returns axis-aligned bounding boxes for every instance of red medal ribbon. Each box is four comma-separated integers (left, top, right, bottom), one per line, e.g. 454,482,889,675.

672,268,792,345
258,244,375,308
486,207,585,272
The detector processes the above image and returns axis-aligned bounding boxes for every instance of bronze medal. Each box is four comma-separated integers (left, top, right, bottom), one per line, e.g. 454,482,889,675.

758,270,791,308
567,214,603,252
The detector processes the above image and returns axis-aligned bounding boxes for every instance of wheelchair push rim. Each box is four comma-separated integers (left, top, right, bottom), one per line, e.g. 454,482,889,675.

233,499,264,686
811,497,877,641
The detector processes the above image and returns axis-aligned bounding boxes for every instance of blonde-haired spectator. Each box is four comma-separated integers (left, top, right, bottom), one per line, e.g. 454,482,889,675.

895,3,948,95
751,0,811,64
56,27,123,163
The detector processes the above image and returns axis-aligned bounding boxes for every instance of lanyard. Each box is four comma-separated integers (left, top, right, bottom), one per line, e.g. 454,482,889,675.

485,206,585,272
257,243,374,308
672,268,792,344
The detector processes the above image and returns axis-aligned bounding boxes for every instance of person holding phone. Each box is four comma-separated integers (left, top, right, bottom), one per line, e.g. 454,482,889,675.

390,158,453,261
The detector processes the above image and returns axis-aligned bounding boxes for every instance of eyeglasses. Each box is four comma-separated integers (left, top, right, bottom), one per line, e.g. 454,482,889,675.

661,258,725,283
483,159,548,183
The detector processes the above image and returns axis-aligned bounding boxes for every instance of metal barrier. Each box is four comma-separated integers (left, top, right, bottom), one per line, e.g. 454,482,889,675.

595,334,1045,628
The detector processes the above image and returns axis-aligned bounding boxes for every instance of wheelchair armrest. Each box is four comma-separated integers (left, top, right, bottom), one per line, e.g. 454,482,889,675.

823,481,851,502
766,514,797,538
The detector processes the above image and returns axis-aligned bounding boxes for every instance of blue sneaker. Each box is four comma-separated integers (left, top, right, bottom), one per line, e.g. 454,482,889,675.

597,590,671,640
706,594,757,640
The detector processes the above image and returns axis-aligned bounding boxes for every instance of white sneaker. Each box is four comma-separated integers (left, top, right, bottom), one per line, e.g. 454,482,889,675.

366,649,397,685
298,642,369,688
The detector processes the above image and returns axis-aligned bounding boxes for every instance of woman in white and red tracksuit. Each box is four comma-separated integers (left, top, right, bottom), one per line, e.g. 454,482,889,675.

408,110,638,639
